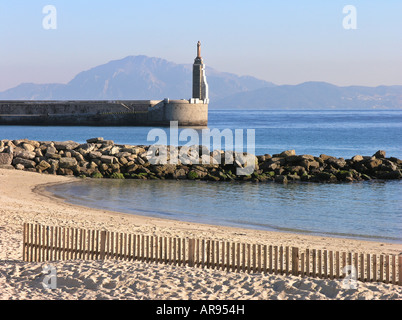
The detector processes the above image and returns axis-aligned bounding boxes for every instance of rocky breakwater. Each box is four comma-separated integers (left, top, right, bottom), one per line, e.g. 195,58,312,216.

0,138,401,183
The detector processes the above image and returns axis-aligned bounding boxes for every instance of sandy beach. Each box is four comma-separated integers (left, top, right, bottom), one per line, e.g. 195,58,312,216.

0,168,401,300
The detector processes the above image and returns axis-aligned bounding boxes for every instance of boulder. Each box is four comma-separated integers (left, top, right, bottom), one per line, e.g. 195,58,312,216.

14,150,36,160
86,137,104,143
278,150,296,157
317,172,337,182
0,153,13,165
53,141,80,150
299,159,320,171
89,151,102,159
173,168,187,179
12,157,36,168
286,154,315,164
100,140,114,146
319,154,336,161
373,150,386,159
59,157,78,168
351,155,363,162
108,146,120,155
15,164,25,170
378,170,402,179
274,175,288,183
326,158,347,169
36,160,51,172
100,155,117,164
366,159,382,170
45,145,57,155
22,143,36,152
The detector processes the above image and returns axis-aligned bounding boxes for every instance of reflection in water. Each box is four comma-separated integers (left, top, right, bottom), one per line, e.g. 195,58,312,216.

48,179,402,243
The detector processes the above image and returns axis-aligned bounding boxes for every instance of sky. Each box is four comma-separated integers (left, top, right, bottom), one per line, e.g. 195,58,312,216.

0,0,401,91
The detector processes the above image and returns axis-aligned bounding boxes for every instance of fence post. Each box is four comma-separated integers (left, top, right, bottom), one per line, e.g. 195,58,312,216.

99,231,107,260
22,223,27,261
188,239,195,267
292,247,299,276
399,255,402,286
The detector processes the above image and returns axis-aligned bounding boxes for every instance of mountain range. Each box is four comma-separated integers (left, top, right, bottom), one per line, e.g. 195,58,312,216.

1,55,401,110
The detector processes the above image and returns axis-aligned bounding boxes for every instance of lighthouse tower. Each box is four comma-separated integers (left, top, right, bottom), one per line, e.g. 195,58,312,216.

191,41,209,103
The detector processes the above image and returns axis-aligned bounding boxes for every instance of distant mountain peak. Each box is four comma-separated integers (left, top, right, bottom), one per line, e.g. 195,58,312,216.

1,55,400,109
0,55,273,101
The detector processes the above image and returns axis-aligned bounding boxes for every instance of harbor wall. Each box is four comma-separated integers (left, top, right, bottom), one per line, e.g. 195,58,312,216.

0,100,208,127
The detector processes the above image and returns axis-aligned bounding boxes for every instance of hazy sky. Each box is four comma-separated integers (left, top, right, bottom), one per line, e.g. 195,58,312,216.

0,0,401,91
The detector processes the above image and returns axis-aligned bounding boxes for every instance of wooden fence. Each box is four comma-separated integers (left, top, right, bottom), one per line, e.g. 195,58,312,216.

22,223,402,286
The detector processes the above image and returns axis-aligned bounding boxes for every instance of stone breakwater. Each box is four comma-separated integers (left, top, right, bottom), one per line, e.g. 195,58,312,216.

0,137,401,183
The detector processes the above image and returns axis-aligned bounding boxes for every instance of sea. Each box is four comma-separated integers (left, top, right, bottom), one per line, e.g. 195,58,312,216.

1,110,401,243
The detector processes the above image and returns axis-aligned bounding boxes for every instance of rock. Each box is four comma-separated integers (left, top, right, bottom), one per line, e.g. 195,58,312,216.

88,151,102,159
58,168,74,176
337,170,353,181
326,158,347,169
13,139,40,148
86,137,104,143
22,143,36,152
286,154,315,164
373,150,386,159
53,141,80,150
275,175,288,183
287,174,300,181
389,157,402,165
119,157,128,165
136,157,146,165
45,145,58,155
71,151,85,162
35,149,44,157
59,157,78,168
298,159,319,171
100,140,114,146
116,152,132,159
0,153,13,165
15,164,25,170
366,159,382,170
14,150,35,160
378,170,402,179
12,157,36,168
319,154,336,161
173,168,187,179
126,164,139,173
46,153,62,160
187,170,199,180
279,150,296,157
317,172,337,182
137,166,150,174
352,155,364,162
379,163,397,172
100,163,109,172
36,160,51,172
108,146,120,155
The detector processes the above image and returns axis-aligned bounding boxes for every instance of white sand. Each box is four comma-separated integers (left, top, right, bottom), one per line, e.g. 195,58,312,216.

0,168,401,300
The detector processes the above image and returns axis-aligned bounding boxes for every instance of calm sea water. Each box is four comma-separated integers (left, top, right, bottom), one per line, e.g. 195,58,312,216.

1,110,401,242
1,110,401,158
49,179,402,243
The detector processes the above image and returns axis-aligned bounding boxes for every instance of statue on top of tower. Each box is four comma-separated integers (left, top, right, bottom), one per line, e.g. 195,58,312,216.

197,41,201,58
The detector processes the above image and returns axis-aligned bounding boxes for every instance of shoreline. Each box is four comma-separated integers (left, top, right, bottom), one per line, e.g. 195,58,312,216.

44,179,402,245
2,168,401,256
1,168,401,300
33,173,402,255
44,178,402,245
